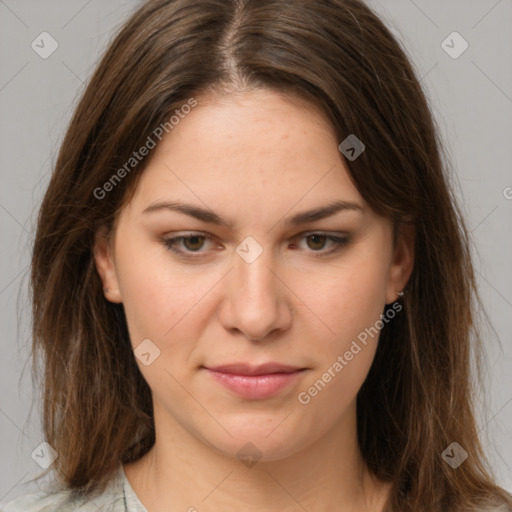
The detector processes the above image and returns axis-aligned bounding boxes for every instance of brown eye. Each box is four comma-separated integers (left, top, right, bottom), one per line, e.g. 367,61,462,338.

293,232,350,257
305,234,328,251
182,235,206,251
162,232,217,257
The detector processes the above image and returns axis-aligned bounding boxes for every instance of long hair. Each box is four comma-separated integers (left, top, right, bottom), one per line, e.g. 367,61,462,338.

29,0,512,509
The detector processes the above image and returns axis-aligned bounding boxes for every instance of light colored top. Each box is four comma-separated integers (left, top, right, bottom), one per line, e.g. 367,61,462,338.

0,464,148,512
1,466,510,511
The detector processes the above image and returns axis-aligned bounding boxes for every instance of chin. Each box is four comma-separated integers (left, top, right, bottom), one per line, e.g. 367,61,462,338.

194,415,312,464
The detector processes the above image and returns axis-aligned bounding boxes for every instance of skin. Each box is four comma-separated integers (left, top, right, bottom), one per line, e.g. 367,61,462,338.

94,88,414,512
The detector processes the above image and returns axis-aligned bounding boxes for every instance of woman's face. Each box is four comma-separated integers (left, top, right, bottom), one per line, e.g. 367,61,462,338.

94,88,413,462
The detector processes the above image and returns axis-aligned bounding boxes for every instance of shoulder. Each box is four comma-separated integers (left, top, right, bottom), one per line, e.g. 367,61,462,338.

0,489,72,512
0,466,127,512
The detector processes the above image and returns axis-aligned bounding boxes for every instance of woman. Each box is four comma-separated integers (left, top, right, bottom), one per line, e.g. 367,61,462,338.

2,0,511,510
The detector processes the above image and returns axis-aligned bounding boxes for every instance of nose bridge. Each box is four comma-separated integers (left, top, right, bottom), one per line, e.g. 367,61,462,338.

222,236,292,339
234,237,279,308
237,247,275,296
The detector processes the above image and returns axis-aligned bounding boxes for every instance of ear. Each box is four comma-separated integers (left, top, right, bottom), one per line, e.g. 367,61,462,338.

385,219,415,305
93,225,122,303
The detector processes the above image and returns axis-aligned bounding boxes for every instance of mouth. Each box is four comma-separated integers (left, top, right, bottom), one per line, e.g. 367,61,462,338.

204,362,305,376
202,362,307,400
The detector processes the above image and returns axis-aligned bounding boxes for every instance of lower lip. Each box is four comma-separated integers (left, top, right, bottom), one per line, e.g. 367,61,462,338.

205,369,305,400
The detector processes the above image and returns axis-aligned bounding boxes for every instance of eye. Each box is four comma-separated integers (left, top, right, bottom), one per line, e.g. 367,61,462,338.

161,232,217,256
160,231,350,259
291,232,350,257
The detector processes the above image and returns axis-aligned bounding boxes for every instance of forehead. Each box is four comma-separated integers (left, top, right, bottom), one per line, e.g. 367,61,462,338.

125,89,366,221
156,88,337,162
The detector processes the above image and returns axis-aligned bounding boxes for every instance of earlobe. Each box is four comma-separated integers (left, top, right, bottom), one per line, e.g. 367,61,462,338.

385,221,415,305
93,226,122,303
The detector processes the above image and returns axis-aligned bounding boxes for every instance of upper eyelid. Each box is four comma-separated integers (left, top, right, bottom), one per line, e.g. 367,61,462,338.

165,230,347,243
163,231,349,253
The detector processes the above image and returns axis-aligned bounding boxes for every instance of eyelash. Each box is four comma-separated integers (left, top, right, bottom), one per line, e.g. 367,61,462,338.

160,232,350,259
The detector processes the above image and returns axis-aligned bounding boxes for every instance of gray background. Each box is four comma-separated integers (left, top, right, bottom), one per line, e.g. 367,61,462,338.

1,0,511,502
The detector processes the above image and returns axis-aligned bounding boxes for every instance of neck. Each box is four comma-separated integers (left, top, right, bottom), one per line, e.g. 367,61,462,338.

124,399,390,512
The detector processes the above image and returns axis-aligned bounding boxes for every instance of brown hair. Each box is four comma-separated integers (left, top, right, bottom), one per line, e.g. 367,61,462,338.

29,0,512,510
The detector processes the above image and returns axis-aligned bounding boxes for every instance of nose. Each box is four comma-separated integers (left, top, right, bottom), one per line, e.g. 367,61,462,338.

217,245,293,341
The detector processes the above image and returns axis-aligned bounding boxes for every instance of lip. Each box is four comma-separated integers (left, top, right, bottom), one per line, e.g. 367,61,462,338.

206,362,303,376
203,363,307,400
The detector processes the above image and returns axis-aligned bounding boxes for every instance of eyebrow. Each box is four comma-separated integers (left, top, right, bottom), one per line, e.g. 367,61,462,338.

142,199,363,229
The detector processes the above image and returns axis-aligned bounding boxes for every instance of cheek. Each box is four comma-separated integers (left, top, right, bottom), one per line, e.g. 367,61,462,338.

294,266,386,420
296,340,376,438
115,236,221,389
295,252,389,408
301,257,389,345
115,234,198,339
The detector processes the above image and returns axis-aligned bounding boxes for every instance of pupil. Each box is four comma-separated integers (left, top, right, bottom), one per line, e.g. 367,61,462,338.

185,236,203,251
309,234,326,250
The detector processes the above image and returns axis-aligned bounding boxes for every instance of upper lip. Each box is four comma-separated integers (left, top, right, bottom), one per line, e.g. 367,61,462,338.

205,363,304,376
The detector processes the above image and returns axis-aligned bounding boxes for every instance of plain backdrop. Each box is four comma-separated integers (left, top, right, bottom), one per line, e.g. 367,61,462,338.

1,0,511,503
